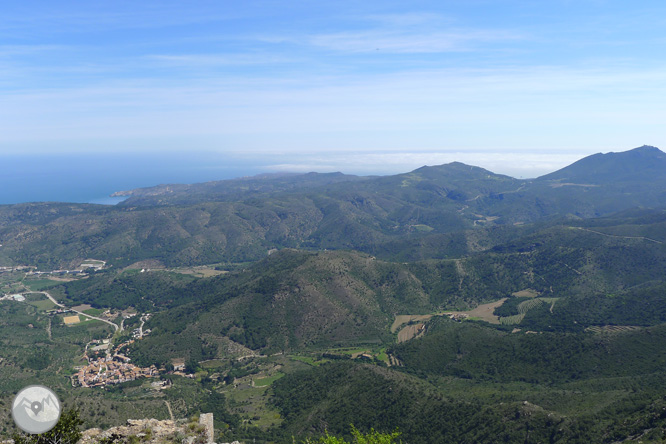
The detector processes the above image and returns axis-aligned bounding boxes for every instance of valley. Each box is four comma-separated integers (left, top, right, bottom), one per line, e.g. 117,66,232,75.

3,146,666,442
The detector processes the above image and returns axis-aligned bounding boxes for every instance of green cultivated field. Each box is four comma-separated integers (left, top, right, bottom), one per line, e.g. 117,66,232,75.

24,278,61,291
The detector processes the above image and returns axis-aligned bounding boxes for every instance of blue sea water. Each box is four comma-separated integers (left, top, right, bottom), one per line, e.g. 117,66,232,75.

0,152,263,205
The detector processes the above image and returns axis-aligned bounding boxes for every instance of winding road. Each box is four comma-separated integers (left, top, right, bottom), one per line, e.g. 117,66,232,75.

28,291,121,332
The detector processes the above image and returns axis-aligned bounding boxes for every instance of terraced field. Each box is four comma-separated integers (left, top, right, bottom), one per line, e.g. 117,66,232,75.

397,323,426,343
500,297,560,325
585,325,642,334
391,315,434,333
396,299,509,331
500,314,525,325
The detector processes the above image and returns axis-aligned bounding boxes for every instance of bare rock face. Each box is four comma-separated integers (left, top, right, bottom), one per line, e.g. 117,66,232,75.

73,412,246,444
78,418,211,444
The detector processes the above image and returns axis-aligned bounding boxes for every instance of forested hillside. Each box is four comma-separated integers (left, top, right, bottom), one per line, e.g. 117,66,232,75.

3,146,666,443
1,146,665,270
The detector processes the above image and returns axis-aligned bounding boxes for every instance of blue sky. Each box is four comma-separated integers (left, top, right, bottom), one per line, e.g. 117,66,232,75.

2,0,666,179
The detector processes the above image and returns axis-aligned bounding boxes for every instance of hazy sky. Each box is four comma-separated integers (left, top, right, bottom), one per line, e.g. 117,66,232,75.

2,0,665,178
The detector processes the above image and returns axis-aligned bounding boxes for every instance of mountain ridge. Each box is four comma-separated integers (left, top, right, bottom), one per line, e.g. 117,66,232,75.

1,146,665,269
536,145,666,183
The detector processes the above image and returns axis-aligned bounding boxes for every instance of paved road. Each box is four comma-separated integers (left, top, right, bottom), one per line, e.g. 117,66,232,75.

30,291,121,332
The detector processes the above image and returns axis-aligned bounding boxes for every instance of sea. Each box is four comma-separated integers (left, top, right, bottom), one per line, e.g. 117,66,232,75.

0,152,262,206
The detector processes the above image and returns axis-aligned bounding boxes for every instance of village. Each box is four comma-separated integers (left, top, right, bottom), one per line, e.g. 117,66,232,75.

73,313,164,388
0,259,188,390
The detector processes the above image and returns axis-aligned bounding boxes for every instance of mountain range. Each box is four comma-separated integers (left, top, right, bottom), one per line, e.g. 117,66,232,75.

4,145,666,443
1,145,665,270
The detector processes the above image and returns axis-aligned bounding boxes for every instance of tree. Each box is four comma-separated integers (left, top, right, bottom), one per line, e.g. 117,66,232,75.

185,358,199,374
13,408,83,444
301,426,402,444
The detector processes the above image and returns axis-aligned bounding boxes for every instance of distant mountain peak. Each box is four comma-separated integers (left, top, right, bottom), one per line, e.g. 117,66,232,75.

413,161,496,176
626,145,666,157
633,144,661,151
537,145,666,183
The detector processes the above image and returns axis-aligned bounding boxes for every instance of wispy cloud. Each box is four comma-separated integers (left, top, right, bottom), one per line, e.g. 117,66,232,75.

146,53,296,67
309,29,521,53
254,11,522,54
2,1,666,168
1,62,664,156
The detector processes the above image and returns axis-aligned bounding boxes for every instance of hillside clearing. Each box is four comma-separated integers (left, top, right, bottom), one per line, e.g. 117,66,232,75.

391,314,434,333
397,323,426,343
445,299,508,324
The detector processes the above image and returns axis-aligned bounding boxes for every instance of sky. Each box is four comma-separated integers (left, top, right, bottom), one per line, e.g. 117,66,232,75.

2,0,666,197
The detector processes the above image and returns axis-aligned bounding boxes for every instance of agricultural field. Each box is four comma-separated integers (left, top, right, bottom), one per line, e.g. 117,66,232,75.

254,373,284,387
499,297,560,325
397,323,426,343
512,288,539,298
23,278,63,291
167,266,228,278
28,298,57,311
444,298,508,324
585,325,642,334
391,314,434,333
500,314,525,325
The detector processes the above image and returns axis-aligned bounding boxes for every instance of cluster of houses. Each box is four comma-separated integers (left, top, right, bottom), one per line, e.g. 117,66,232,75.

74,315,159,388
28,269,87,276
23,259,106,277
0,266,30,273
75,356,158,388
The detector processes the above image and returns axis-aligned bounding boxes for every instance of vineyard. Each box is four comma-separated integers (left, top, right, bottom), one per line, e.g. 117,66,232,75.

499,297,559,325
585,325,642,334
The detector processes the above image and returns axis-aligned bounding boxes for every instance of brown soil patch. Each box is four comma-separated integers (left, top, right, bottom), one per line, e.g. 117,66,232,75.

444,299,508,325
73,304,93,312
397,324,426,343
351,351,372,359
512,289,539,298
63,315,81,325
391,314,433,333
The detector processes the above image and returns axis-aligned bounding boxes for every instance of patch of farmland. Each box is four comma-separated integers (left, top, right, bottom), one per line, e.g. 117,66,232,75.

517,298,544,313
585,325,642,334
500,314,525,325
517,297,559,313
445,298,508,325
397,323,426,343
391,314,434,333
72,304,93,312
512,289,539,298
393,299,512,333
502,297,560,325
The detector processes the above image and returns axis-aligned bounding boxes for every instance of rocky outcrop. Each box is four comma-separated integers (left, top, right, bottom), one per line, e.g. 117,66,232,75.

77,415,232,444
